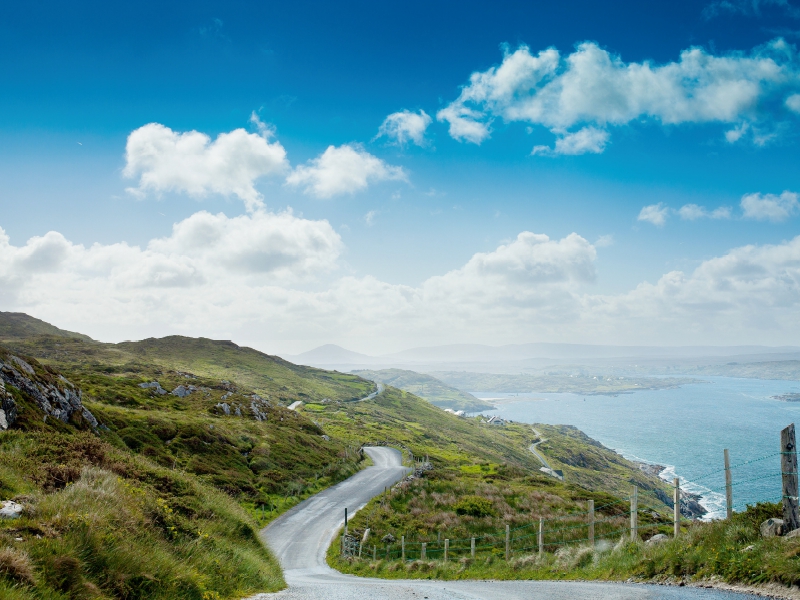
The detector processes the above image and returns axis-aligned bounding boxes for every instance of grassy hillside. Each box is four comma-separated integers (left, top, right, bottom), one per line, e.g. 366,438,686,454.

0,347,286,599
0,311,92,342
431,371,700,395
352,368,492,411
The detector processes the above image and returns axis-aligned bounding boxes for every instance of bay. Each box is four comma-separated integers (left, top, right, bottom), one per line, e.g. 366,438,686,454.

473,376,800,519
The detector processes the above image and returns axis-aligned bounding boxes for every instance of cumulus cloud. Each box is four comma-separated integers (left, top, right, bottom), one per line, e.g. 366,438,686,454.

532,126,610,155
741,190,800,221
678,204,732,219
286,144,407,198
124,123,288,212
438,39,798,154
787,93,800,113
376,110,432,146
638,204,669,226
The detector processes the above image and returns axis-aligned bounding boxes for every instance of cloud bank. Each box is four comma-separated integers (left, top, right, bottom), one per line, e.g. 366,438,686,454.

3,215,800,349
438,39,800,154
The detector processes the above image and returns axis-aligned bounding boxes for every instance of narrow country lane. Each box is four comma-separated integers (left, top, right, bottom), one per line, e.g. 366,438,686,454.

248,447,762,600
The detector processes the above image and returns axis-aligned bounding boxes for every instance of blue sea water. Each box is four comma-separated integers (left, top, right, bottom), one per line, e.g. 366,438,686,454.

473,377,800,519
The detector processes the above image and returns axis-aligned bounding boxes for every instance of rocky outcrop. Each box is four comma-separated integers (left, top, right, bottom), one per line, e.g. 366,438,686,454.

0,349,99,430
761,518,786,538
653,488,708,519
139,381,168,395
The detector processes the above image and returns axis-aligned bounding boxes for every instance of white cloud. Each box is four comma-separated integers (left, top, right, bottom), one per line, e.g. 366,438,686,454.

286,144,407,198
532,126,609,155
638,204,669,226
123,123,288,212
787,93,800,113
6,219,800,348
678,204,732,219
438,39,798,154
741,190,800,221
595,234,615,247
376,110,432,146
364,210,378,226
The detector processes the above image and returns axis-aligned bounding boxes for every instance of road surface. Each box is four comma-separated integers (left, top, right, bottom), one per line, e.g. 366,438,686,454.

251,447,760,600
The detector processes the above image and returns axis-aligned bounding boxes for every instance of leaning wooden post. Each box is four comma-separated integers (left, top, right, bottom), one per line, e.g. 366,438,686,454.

538,518,544,555
505,524,511,561
724,448,733,519
373,545,377,561
673,477,680,538
630,485,638,541
588,499,595,546
444,538,449,563
470,537,476,559
421,542,426,560
782,423,800,531
401,535,405,561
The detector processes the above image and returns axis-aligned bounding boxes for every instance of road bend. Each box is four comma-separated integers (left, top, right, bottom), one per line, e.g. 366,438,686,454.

250,446,760,600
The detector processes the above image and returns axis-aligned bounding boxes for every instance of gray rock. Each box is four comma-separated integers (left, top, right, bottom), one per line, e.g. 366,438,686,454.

761,518,786,538
171,385,192,397
784,527,800,540
10,356,34,375
139,381,168,394
216,402,231,416
0,500,23,519
645,534,669,545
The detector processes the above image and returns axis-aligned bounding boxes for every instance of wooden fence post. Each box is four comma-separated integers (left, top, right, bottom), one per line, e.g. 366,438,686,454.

588,499,595,546
724,448,733,519
471,537,476,559
421,542,426,560
372,545,377,561
401,535,405,561
673,477,680,538
505,524,510,561
538,518,544,555
782,423,799,531
630,485,638,541
444,539,449,563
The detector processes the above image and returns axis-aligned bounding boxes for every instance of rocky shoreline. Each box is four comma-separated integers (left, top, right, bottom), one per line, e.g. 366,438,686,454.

773,393,800,402
635,462,708,519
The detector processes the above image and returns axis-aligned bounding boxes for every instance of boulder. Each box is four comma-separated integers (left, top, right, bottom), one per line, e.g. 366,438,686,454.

761,518,786,538
646,533,669,545
215,402,231,416
0,500,23,519
171,385,191,398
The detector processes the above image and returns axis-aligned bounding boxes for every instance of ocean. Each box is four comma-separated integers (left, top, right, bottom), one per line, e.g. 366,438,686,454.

473,376,800,519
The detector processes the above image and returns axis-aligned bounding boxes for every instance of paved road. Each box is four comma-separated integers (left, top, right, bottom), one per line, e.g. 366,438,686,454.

529,427,552,470
359,382,385,402
251,447,760,600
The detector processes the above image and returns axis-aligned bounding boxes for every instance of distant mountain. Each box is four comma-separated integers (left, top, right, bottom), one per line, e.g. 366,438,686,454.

0,311,92,342
287,344,379,366
352,368,492,412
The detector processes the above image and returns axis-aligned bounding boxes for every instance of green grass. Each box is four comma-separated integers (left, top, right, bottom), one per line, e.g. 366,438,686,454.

0,430,284,599
329,503,798,590
352,369,492,412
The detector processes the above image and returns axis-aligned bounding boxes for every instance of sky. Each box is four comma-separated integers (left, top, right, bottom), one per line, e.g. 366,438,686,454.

1,0,800,354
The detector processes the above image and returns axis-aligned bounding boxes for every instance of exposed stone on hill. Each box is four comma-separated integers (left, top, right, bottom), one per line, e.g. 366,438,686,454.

216,402,231,415
646,533,669,545
0,351,99,429
654,488,708,519
761,518,786,538
139,381,168,394
250,395,271,421
171,385,192,397
0,500,23,519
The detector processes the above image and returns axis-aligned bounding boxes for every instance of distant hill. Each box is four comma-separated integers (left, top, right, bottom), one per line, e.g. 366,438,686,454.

0,311,92,342
0,313,375,405
287,343,378,366
352,368,492,412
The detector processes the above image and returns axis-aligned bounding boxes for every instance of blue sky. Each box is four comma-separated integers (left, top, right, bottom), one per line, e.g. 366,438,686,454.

1,0,800,352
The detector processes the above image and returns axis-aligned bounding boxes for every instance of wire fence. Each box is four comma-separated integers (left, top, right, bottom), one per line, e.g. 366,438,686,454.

342,425,797,563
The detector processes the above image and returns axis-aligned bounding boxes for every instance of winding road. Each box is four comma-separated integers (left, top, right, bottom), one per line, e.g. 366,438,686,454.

249,447,760,600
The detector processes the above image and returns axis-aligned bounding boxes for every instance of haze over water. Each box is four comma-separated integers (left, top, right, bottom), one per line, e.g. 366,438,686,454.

476,376,800,519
